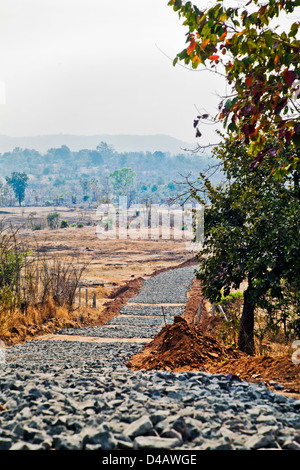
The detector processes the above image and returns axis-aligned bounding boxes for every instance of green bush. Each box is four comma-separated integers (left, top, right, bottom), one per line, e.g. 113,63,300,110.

46,212,60,229
0,229,29,320
60,220,69,228
216,292,243,348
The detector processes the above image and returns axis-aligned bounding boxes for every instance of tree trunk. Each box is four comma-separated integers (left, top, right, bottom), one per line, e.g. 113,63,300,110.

238,279,255,355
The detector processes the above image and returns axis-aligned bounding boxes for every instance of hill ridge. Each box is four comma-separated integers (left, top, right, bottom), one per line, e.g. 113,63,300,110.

0,133,195,155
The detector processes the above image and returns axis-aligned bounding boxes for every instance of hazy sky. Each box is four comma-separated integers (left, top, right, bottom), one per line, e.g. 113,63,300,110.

0,0,227,145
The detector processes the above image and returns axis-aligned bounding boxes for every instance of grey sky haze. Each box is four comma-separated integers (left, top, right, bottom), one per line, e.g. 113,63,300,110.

0,1,226,146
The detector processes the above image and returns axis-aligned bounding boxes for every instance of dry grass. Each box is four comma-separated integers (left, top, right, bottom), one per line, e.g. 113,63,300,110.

0,223,90,345
0,209,195,346
1,300,75,345
1,285,113,346
254,326,296,357
200,293,296,358
19,225,194,286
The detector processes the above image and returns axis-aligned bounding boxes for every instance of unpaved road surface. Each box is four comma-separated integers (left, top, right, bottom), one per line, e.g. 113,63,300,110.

0,266,299,450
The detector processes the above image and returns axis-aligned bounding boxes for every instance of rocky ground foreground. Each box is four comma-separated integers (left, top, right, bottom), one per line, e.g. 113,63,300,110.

0,266,299,451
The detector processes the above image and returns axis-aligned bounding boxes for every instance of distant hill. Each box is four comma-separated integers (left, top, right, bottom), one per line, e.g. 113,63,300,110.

0,134,197,155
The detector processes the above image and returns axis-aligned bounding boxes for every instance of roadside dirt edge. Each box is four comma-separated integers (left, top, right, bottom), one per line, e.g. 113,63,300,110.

126,276,300,397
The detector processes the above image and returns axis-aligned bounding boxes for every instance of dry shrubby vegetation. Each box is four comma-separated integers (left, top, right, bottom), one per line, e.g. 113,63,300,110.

0,216,193,346
0,224,93,345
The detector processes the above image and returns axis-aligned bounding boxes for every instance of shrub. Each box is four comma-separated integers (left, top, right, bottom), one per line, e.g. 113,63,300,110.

216,292,243,348
60,220,69,229
0,227,29,326
0,226,87,342
46,212,60,229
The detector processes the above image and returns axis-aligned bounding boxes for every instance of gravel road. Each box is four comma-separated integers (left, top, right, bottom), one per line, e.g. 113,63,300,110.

0,266,299,451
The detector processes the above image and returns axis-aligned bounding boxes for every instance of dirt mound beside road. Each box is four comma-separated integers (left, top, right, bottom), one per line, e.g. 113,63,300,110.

127,315,300,396
127,316,244,372
207,355,300,394
127,276,300,397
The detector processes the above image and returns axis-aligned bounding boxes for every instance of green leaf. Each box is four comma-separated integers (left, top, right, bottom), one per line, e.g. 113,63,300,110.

228,122,237,132
288,22,299,37
264,30,274,47
292,133,300,147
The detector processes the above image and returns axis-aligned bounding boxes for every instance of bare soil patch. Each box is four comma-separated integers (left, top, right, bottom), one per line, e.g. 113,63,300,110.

127,277,300,397
19,223,195,288
35,334,151,344
126,315,245,372
208,356,300,395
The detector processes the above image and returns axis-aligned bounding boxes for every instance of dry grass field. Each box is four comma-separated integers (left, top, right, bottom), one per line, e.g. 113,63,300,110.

13,207,195,286
0,205,196,344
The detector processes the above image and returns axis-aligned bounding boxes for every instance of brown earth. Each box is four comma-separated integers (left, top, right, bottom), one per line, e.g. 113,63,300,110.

208,356,300,395
127,278,300,397
126,315,245,372
17,213,195,288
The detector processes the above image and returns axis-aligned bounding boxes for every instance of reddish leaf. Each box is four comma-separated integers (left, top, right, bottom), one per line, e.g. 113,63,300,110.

258,5,267,15
250,148,268,168
284,70,296,87
219,30,227,41
248,124,256,136
243,124,249,136
245,76,252,88
285,130,293,144
187,38,196,55
208,54,219,61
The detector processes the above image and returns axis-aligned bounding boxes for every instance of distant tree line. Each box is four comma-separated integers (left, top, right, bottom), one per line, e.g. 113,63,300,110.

0,142,218,207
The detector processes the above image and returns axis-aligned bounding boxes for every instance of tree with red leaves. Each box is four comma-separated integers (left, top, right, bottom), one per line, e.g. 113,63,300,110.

169,0,300,177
